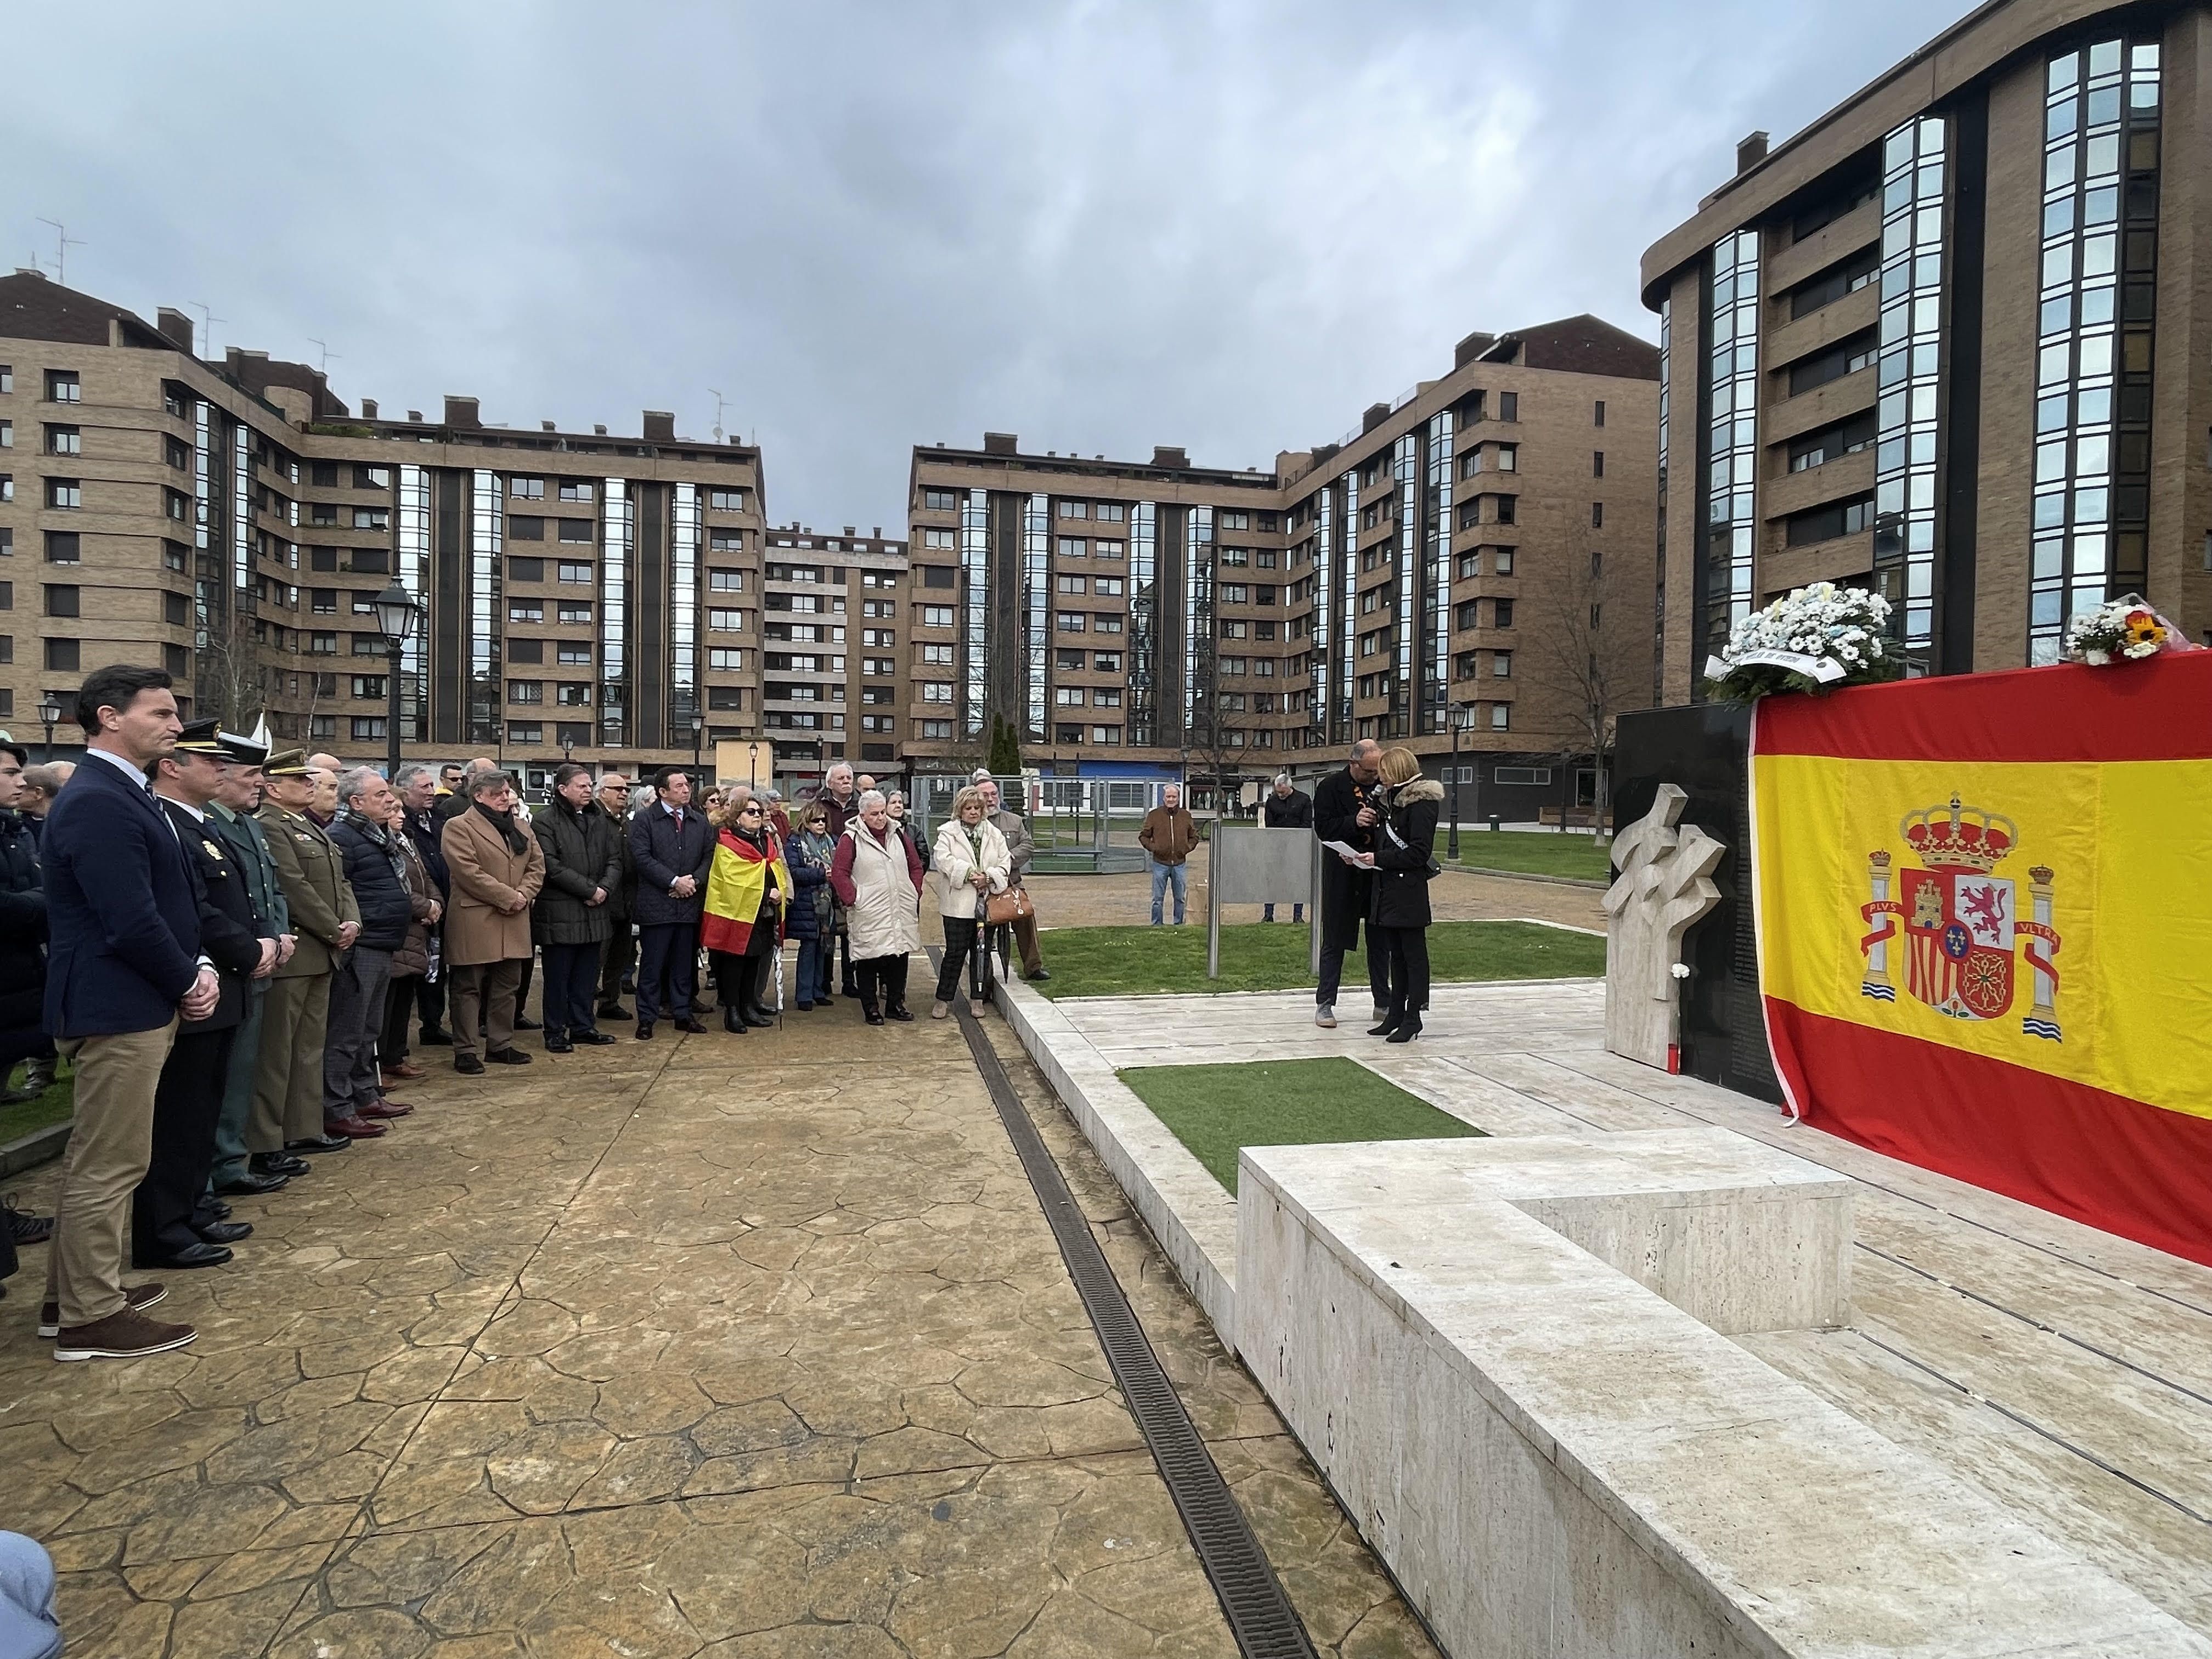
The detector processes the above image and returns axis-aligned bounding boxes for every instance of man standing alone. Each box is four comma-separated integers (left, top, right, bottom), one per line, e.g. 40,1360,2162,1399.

628,768,713,1039
1138,784,1199,926
37,665,214,1361
1312,740,1390,1029
1260,772,1314,923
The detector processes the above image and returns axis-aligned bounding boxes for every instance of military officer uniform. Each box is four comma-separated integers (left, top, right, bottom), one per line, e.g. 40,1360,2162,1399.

253,750,360,1156
133,720,267,1269
205,731,298,1195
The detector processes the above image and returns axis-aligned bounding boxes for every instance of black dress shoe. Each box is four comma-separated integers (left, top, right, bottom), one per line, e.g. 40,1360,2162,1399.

485,1047,533,1065
514,1015,541,1031
285,1133,351,1154
544,1036,573,1054
673,1017,708,1035
742,1007,775,1028
885,1004,915,1022
814,993,835,1007
197,1221,253,1245
864,1008,886,1027
208,1200,233,1221
635,1022,655,1041
596,1003,630,1021
250,1152,309,1179
574,1030,618,1046
136,1241,233,1270
454,1053,487,1075
1026,968,1052,982
217,1170,289,1196
418,1026,454,1046
724,1006,746,1034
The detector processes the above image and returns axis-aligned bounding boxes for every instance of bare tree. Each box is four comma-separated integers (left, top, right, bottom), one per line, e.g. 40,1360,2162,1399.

1524,540,1637,819
193,594,265,731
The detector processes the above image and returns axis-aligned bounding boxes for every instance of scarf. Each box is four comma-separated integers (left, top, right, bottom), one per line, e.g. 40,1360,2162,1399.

473,799,529,855
339,805,407,883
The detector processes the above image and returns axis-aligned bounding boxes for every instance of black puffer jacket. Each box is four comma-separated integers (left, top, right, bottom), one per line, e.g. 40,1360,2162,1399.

0,809,46,1037
1369,778,1444,930
532,800,621,946
331,812,414,952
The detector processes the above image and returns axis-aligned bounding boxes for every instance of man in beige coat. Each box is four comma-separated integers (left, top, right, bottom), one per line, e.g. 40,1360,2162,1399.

440,769,545,1074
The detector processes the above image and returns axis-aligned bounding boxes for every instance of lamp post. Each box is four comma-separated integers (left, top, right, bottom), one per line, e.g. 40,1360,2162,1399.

369,578,421,783
747,740,759,791
37,696,61,764
1447,701,1477,861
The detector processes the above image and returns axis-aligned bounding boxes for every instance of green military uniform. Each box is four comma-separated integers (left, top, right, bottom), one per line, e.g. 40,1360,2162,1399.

208,781,288,1182
254,753,360,1147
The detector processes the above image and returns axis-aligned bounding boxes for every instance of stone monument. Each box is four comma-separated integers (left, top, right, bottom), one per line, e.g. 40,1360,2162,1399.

1604,782,1725,1069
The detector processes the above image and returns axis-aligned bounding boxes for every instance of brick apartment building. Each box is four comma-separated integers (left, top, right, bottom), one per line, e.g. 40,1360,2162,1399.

907,315,1660,815
1642,0,2212,699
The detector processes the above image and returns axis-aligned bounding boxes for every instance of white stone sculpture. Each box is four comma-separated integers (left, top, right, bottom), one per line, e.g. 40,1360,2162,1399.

1604,782,1725,1069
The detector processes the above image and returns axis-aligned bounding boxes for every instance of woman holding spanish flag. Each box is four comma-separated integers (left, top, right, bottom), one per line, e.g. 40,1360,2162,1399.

701,793,792,1034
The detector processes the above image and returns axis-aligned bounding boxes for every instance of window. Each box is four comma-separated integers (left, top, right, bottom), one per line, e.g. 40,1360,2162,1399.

1090,725,1122,745
1786,412,1878,472
922,682,955,703
921,719,954,740
44,584,78,617
1057,537,1087,557
1455,599,1481,630
1056,574,1085,594
861,599,895,618
1093,576,1124,596
1092,613,1124,634
1493,650,1512,678
507,639,545,665
1054,686,1084,706
1055,648,1085,672
1594,399,1606,427
1221,583,1248,603
1494,495,1516,525
557,682,590,705
922,605,956,628
1055,724,1084,744
923,488,959,512
706,608,744,631
509,601,545,624
1091,687,1122,707
1785,495,1875,546
351,675,387,699
1788,246,1881,319
710,531,745,552
309,631,337,654
1490,704,1509,730
1499,391,1517,421
1093,651,1121,672
557,561,591,584
310,503,340,527
0,366,9,392
705,647,746,672
509,556,545,583
507,516,544,541
0,475,9,504
311,589,338,614
1220,545,1249,566
47,371,80,403
709,488,747,511
1220,618,1248,639
922,527,955,549
1593,450,1605,478
355,464,391,489
507,723,542,744
921,642,955,666
509,477,544,499
557,601,592,624
353,633,390,657
557,520,592,543
1788,331,1878,395
1591,502,1604,529
709,569,745,592
162,589,187,624
921,564,956,589
508,680,544,704
558,481,592,501
46,425,80,455
864,656,897,676
1054,611,1086,633
1057,500,1090,520
1494,599,1514,628
45,637,79,672
556,642,591,665
46,478,81,509
0,421,9,449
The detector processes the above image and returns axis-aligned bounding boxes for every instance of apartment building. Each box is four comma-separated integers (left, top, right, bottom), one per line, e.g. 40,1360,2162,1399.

758,522,909,783
1641,0,2212,698
0,269,765,788
907,315,1660,813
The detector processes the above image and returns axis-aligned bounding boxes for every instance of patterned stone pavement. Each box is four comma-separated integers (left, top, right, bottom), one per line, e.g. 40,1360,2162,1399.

0,961,1438,1658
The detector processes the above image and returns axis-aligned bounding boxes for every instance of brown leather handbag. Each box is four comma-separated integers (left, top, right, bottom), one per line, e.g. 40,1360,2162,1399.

985,887,1034,927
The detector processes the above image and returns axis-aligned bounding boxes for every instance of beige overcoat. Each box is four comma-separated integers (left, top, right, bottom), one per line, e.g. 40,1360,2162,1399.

441,805,546,966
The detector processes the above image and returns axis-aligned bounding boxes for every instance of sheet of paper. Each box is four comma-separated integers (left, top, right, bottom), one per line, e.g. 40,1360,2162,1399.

1320,839,1371,862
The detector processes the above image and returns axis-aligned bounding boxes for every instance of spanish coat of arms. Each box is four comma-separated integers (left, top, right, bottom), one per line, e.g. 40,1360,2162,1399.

1860,795,2063,1040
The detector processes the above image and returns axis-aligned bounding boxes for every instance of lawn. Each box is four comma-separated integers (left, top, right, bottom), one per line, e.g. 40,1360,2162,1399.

1031,918,1603,998
0,1058,73,1148
1118,1056,1485,1190
1447,830,1613,882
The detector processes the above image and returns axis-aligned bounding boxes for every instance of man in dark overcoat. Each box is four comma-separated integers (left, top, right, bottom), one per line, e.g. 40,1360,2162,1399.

1311,739,1390,1030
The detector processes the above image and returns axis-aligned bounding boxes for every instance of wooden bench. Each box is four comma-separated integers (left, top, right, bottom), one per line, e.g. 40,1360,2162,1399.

1537,805,1608,830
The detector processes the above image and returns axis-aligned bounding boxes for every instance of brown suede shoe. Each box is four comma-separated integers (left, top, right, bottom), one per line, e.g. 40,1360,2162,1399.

380,1061,425,1082
326,1114,390,1139
359,1100,414,1119
38,1282,168,1340
53,1306,196,1362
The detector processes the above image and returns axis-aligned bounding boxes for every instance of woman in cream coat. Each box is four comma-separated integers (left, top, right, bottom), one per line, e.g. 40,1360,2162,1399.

828,790,925,1026
928,786,1012,1019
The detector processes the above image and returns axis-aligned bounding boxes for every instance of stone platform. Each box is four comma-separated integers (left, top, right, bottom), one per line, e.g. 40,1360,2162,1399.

1002,977,2212,1645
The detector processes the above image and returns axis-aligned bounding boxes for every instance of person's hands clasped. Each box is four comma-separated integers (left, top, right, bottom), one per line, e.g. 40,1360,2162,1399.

336,919,360,950
180,966,221,1022
587,887,607,906
277,933,297,967
253,939,280,979
671,875,698,899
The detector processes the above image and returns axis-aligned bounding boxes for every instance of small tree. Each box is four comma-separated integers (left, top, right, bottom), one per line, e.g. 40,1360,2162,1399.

986,714,1022,779
1527,541,1632,820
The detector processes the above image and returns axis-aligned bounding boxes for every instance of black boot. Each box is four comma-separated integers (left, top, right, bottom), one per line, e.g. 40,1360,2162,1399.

724,1005,746,1034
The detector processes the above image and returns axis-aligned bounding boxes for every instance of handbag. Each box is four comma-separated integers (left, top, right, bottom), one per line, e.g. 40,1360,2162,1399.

985,886,1034,927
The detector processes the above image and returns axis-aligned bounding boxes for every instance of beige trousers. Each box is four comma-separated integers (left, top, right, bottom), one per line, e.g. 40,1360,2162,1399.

45,1019,180,1328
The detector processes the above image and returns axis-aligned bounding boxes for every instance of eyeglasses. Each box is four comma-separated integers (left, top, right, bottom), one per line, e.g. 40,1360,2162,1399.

738,804,764,816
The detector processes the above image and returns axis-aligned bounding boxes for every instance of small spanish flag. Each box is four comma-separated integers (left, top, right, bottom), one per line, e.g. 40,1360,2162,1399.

1753,651,2212,1267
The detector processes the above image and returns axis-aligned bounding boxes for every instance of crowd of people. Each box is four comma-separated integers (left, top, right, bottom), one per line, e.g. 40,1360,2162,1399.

0,664,1069,1361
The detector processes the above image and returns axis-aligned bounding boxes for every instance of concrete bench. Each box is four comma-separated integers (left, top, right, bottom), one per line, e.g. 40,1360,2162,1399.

1238,1131,2210,1659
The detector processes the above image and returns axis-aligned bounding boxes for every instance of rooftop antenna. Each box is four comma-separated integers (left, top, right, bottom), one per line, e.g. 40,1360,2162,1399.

308,338,340,376
189,302,224,360
709,388,727,444
36,218,84,286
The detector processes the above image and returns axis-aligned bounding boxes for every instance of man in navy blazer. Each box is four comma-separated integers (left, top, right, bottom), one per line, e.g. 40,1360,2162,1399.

627,767,714,1039
36,665,218,1362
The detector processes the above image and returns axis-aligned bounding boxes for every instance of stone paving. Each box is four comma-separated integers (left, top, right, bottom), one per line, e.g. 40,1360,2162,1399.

0,960,1439,1658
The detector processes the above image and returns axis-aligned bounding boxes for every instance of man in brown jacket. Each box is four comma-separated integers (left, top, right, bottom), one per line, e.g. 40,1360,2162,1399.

1138,784,1200,926
254,753,361,1159
440,769,545,1075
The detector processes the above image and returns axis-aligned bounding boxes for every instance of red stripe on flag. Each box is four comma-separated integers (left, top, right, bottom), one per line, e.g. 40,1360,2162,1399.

1766,998,2212,1268
1754,650,2212,763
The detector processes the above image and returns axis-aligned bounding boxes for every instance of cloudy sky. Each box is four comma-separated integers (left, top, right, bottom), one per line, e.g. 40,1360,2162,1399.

5,1,1974,533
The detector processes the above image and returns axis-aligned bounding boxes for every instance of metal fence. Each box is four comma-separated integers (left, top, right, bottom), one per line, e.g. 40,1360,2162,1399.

910,774,1167,874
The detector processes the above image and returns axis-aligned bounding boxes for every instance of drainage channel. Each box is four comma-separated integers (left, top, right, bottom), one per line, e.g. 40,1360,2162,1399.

948,989,1319,1659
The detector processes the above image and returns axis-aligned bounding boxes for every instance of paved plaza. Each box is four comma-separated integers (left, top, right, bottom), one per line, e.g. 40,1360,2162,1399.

0,974,1437,1657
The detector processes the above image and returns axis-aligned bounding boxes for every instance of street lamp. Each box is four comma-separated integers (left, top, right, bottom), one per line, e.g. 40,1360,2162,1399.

1447,701,1478,861
690,712,704,775
37,696,61,763
369,579,422,783
747,740,759,790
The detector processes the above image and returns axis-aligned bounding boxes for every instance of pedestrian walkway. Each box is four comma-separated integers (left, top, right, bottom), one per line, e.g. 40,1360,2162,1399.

0,974,1438,1656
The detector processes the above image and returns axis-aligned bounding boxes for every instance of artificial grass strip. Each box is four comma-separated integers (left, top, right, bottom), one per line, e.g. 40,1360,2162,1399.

1118,1056,1485,1192
1447,829,1613,881
1032,919,1602,999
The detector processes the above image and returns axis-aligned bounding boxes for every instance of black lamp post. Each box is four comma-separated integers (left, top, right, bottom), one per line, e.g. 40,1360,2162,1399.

747,740,759,790
1447,701,1477,861
37,696,61,763
369,579,421,783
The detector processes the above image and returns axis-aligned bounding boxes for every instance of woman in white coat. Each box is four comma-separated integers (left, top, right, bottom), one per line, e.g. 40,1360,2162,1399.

929,786,1012,1018
828,791,926,1026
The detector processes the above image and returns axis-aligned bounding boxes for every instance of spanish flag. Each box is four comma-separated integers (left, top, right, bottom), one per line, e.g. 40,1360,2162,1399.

701,830,791,956
1753,651,2212,1267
